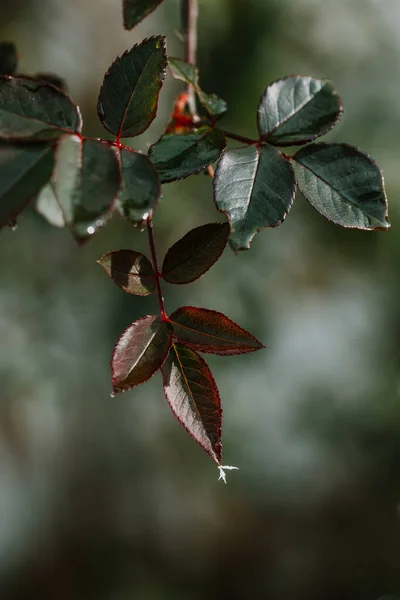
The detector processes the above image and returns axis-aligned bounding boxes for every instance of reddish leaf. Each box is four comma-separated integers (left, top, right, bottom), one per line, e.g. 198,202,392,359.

161,222,229,284
112,315,172,393
98,250,155,296
162,342,222,463
169,306,265,355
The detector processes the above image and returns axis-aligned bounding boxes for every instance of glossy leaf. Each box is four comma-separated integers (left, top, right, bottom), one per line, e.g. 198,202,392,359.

119,147,161,223
36,183,64,227
169,306,265,355
0,76,82,140
162,342,222,463
0,141,55,227
97,36,167,138
258,76,342,146
112,315,172,393
292,143,390,230
123,0,164,30
214,145,295,251
98,249,155,295
52,135,121,242
149,127,225,182
0,42,17,75
162,222,229,284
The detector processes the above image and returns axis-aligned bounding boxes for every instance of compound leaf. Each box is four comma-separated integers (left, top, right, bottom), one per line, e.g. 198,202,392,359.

169,306,265,355
123,0,164,30
258,76,342,146
0,76,82,140
0,141,55,227
119,147,161,223
291,143,390,230
98,249,155,295
149,127,225,182
162,222,229,284
0,42,17,75
97,36,167,138
214,144,295,251
112,315,172,393
162,342,222,463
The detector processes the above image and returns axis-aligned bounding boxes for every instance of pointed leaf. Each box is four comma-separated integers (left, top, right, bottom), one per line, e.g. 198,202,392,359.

36,183,64,227
119,147,161,223
258,76,342,146
52,135,121,242
0,76,82,140
98,249,155,295
112,315,172,393
214,145,295,251
149,127,225,182
162,342,222,463
0,42,17,75
123,0,164,30
197,91,227,118
0,141,55,227
97,36,167,138
162,222,229,284
291,143,390,230
169,306,265,355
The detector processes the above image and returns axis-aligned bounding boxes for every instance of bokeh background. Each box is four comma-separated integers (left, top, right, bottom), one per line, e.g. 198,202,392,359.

1,0,400,598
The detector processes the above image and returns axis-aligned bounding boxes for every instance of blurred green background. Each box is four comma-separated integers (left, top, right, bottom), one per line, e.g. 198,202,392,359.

1,0,400,598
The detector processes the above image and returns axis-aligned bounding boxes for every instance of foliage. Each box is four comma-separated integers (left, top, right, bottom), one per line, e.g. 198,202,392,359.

0,1,390,476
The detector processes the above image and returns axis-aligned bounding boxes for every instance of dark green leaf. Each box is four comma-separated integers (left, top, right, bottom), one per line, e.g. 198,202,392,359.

258,76,342,146
214,145,295,251
197,90,227,118
291,143,390,230
149,127,225,182
119,147,161,223
34,73,68,91
52,135,121,242
97,36,167,138
98,249,155,295
169,306,265,355
0,42,17,75
162,342,222,463
162,222,229,284
0,141,55,227
112,315,172,393
123,0,164,30
0,76,82,140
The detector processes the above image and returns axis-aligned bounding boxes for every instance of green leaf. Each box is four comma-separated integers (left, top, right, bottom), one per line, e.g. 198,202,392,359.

0,141,55,227
257,76,342,146
112,315,172,393
98,249,155,296
162,222,229,284
214,145,295,251
291,143,390,230
0,76,82,140
169,306,265,355
97,36,167,138
0,42,17,75
123,0,164,30
162,342,222,463
149,127,225,182
119,147,161,223
52,135,121,242
36,183,64,227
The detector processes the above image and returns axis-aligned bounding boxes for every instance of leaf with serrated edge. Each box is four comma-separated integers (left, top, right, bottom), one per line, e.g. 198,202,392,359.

162,222,229,284
258,76,342,146
97,36,167,138
169,306,265,355
0,76,81,140
214,145,295,251
149,127,225,183
0,141,55,227
98,250,155,295
162,342,222,463
123,0,164,30
112,315,172,393
0,42,17,75
119,147,161,223
291,143,390,230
